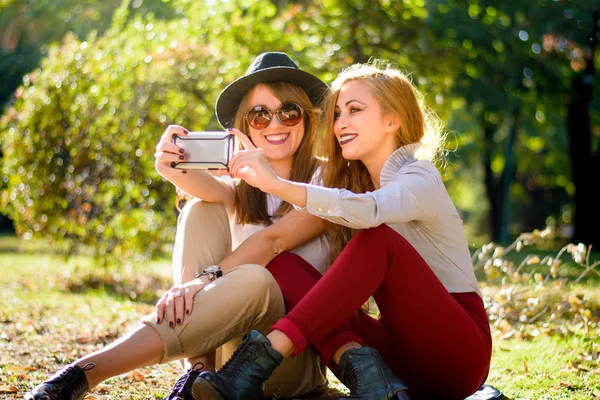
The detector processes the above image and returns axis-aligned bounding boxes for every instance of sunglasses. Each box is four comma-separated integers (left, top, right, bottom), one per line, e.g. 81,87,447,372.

245,102,304,130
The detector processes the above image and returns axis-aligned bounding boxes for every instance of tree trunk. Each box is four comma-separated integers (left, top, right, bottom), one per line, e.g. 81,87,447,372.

482,124,503,242
500,110,520,243
566,8,599,248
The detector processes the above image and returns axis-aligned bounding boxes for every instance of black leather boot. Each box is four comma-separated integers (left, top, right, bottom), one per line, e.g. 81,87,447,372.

25,362,95,400
191,330,283,400
164,362,205,400
337,347,410,400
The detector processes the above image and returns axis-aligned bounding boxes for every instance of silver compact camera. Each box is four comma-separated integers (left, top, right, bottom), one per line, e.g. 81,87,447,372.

171,131,235,170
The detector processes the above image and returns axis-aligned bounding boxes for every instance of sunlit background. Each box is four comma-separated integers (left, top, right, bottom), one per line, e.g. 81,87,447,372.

0,0,598,262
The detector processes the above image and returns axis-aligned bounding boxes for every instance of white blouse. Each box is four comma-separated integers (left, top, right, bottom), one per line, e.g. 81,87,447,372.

223,169,330,275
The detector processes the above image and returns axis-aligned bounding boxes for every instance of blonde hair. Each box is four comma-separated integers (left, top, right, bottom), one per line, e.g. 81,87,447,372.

320,61,446,264
233,81,321,225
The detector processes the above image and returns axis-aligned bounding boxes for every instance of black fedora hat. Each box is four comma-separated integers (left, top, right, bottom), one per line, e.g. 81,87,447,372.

215,52,328,128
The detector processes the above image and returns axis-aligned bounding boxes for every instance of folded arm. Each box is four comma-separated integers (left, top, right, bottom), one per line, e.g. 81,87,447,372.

219,208,326,273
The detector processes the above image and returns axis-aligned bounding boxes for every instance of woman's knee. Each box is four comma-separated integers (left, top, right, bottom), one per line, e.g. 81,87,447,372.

176,198,231,250
230,264,280,298
173,199,231,284
178,198,228,228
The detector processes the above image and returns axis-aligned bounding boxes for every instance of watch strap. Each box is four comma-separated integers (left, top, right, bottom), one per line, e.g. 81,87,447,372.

195,265,222,281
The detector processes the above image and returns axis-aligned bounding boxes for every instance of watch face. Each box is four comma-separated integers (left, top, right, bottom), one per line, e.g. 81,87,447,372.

205,265,220,273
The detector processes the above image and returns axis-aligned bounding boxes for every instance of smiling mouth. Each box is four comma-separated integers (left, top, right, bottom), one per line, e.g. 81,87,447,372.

339,134,358,145
265,133,290,145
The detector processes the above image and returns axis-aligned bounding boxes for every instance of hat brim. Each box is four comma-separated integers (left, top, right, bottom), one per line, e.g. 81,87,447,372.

215,66,328,129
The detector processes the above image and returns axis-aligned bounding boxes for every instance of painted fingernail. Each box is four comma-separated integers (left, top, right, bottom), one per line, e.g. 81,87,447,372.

183,129,189,134
169,321,174,327
177,318,182,325
179,149,185,154
179,155,184,160
157,318,161,324
182,170,187,174
186,309,190,315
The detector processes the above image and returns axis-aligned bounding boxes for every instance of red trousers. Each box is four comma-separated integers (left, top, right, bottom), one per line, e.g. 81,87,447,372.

266,224,492,400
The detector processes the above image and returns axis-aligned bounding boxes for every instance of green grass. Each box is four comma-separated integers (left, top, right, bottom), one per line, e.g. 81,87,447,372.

0,234,347,399
1,234,599,399
488,335,600,399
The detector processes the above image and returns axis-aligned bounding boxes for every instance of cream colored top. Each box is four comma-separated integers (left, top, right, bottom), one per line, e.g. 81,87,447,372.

302,144,480,294
223,169,330,275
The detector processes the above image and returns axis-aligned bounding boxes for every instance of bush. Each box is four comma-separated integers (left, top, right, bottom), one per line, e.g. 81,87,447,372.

0,9,234,264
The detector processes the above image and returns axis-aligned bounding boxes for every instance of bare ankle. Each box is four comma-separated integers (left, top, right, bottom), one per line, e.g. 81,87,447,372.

187,355,215,372
332,341,362,365
266,330,294,357
74,362,97,389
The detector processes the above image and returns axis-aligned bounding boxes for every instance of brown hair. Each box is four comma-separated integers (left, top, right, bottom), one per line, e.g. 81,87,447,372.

320,61,446,265
233,81,321,225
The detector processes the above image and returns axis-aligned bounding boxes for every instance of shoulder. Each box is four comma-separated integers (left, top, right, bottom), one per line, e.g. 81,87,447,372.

392,160,443,187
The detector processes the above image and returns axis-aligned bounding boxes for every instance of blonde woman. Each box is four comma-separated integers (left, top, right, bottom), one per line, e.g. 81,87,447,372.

191,62,493,400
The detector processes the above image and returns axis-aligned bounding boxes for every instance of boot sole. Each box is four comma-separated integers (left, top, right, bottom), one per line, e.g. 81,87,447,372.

192,379,226,400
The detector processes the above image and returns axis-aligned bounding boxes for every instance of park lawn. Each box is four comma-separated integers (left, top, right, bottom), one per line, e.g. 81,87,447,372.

1,234,599,399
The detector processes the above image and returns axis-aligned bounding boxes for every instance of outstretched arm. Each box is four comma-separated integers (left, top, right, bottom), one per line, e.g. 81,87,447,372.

229,130,440,229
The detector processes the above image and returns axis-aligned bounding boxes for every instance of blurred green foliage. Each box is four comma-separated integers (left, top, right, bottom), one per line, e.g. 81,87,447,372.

0,0,177,106
0,0,598,264
0,4,226,263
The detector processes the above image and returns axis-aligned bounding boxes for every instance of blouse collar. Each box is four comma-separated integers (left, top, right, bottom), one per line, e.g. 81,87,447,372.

380,143,422,186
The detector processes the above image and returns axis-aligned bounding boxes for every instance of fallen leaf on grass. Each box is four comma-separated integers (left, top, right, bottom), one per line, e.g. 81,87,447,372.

95,385,110,394
130,370,145,382
76,335,92,344
8,365,35,372
0,384,19,393
560,381,576,390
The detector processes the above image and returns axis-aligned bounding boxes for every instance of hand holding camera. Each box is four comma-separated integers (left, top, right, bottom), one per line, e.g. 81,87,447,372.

154,125,235,177
170,131,235,170
154,126,280,193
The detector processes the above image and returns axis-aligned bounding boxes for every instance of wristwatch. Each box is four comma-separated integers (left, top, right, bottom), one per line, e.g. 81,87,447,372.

196,265,223,281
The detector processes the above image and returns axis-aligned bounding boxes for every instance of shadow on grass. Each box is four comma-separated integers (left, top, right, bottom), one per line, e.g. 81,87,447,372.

66,273,168,304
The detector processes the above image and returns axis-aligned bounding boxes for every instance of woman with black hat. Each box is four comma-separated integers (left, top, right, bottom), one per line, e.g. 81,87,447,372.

25,52,337,400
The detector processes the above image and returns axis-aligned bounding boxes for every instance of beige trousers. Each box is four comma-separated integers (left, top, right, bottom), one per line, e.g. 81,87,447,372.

143,199,328,398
